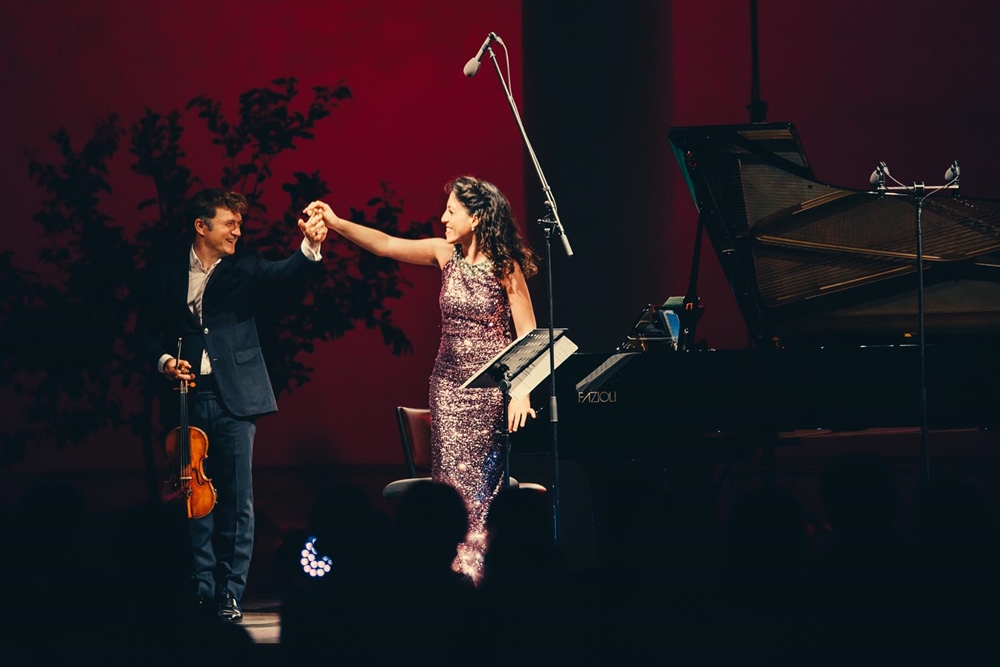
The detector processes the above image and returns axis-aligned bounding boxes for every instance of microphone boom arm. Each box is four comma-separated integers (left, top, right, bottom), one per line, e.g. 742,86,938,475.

486,46,573,257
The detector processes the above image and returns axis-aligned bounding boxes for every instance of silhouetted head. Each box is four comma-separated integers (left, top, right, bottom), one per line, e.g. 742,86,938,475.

308,485,387,570
822,452,897,538
912,475,990,545
485,486,552,549
482,487,563,588
725,484,807,584
395,481,468,565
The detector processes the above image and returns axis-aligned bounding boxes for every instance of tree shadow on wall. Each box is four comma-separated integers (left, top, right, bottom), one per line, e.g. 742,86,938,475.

2,77,433,479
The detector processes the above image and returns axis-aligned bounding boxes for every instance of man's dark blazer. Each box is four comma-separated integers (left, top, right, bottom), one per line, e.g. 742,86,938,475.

135,245,319,420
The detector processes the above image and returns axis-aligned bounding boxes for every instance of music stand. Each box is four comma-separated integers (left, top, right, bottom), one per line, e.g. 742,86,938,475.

461,328,577,490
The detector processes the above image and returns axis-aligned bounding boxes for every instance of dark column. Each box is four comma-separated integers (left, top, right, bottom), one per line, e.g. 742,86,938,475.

522,1,673,352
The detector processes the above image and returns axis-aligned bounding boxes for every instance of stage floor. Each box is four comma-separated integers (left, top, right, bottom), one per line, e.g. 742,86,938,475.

241,600,282,644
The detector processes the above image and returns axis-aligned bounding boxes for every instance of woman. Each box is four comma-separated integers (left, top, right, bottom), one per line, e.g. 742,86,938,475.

305,175,538,579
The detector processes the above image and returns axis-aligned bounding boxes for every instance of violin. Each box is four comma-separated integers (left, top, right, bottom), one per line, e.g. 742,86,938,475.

162,338,217,519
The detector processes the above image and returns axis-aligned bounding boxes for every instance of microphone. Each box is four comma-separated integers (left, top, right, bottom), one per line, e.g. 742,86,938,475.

868,168,882,188
869,161,889,188
944,160,960,182
463,32,502,78
869,162,888,200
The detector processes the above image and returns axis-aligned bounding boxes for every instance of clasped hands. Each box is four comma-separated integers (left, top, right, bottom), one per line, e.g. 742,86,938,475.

297,207,328,247
301,201,339,231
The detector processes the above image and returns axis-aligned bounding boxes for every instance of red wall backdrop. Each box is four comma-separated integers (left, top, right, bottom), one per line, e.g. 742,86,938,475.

3,1,1000,474
0,1,524,471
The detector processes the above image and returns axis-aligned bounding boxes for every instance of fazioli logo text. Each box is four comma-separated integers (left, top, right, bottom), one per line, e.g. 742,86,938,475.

578,391,617,403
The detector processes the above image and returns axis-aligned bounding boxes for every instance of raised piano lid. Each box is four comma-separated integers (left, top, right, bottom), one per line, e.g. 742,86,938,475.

668,122,1000,346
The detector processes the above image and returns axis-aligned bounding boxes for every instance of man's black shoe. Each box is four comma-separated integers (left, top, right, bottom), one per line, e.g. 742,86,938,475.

218,590,243,623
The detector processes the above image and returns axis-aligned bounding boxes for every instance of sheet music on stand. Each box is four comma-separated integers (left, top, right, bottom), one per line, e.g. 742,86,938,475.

461,328,578,400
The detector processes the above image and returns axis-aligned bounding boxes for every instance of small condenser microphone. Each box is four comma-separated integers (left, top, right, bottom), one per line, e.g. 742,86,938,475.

463,32,502,78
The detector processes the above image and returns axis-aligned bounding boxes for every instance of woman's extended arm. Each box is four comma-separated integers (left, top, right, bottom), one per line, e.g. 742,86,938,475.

305,200,452,268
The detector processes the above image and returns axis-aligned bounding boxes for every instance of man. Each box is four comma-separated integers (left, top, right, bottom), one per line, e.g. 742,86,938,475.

136,188,326,622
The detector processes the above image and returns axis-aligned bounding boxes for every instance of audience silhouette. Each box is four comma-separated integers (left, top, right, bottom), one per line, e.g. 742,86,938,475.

3,448,998,666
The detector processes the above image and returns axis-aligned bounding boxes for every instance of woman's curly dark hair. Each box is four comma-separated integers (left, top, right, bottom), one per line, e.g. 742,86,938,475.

447,175,538,281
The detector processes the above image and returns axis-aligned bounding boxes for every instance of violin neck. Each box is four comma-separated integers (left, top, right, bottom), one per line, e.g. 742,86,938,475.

178,380,190,467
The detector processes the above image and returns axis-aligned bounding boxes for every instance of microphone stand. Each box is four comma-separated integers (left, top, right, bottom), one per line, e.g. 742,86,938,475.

486,45,573,543
746,0,768,123
875,162,960,481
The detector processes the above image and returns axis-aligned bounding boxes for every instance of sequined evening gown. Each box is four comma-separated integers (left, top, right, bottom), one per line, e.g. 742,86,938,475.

429,245,513,579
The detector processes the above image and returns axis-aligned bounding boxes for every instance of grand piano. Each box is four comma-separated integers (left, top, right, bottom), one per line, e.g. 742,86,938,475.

517,123,1000,464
